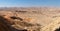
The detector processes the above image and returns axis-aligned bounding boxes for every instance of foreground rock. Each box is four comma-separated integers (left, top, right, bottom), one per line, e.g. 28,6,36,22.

0,11,41,31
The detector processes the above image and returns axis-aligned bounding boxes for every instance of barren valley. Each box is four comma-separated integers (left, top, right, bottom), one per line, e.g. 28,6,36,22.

0,7,60,31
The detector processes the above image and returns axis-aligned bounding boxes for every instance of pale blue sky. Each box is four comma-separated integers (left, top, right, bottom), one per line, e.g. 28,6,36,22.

0,0,60,7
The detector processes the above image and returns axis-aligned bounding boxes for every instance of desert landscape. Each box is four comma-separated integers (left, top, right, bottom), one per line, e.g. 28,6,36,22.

0,7,60,31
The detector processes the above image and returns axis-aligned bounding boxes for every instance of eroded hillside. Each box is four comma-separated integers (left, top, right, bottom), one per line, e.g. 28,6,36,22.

0,7,60,31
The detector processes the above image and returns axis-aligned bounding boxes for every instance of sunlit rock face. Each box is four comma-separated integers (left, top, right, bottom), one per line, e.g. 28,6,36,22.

0,11,41,31
0,7,60,31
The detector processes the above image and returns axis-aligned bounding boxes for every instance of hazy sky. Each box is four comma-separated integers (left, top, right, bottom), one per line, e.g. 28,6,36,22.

0,0,60,7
